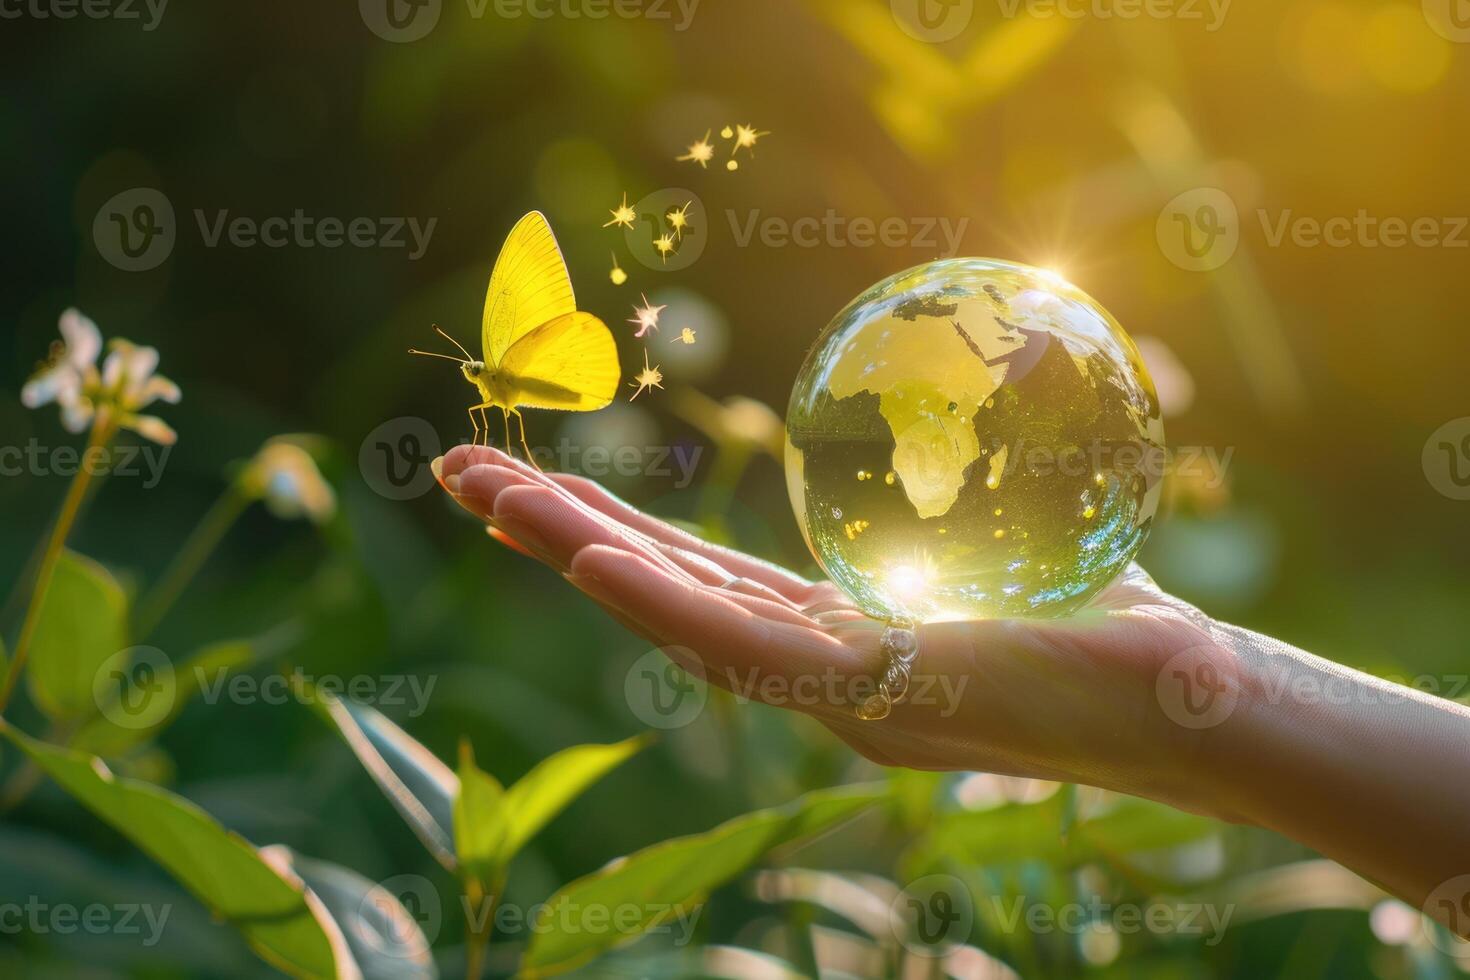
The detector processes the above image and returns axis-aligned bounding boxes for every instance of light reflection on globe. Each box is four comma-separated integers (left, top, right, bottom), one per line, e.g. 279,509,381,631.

785,259,1165,623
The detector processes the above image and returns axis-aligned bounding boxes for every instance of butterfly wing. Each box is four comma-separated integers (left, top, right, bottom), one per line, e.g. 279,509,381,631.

498,312,620,411
482,211,577,366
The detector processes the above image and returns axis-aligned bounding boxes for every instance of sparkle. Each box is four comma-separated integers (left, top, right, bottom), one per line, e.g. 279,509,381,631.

652,232,677,262
671,327,697,345
628,293,666,338
666,201,694,240
676,129,714,168
719,125,734,139
609,251,627,285
730,123,769,156
602,191,636,230
629,349,664,401
726,160,739,172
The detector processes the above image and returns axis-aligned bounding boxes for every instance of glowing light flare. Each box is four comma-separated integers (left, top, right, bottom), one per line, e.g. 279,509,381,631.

628,349,664,401
628,294,666,338
602,191,636,230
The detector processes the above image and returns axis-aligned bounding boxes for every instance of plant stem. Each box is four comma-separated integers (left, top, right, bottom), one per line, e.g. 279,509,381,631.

133,482,250,641
0,423,112,715
462,876,499,980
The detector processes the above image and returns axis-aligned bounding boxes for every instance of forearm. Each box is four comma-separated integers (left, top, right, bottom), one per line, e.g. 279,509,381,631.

1202,619,1470,924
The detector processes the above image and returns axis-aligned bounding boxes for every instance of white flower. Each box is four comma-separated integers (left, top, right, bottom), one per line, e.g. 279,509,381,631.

21,309,182,445
241,438,337,524
101,338,181,445
21,309,102,433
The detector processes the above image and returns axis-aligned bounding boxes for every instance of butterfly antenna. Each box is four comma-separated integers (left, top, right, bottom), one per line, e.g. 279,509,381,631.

433,324,475,362
407,348,467,364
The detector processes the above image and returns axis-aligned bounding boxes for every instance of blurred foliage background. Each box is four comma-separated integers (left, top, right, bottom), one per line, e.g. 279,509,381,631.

2,0,1469,976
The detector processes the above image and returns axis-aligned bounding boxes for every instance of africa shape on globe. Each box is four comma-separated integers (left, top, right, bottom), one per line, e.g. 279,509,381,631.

786,259,1165,623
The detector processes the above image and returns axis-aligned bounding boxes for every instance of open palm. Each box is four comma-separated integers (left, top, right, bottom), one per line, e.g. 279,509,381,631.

436,446,1224,813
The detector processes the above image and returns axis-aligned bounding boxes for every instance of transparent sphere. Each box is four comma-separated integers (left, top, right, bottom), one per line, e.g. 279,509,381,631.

786,259,1164,623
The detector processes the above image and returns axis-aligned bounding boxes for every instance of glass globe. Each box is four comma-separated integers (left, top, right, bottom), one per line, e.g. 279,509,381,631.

786,259,1164,624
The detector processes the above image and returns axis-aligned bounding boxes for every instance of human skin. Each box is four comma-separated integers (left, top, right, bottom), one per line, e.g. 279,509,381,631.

435,445,1470,938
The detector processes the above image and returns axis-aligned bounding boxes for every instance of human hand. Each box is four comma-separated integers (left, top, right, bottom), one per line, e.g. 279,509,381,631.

434,446,1236,818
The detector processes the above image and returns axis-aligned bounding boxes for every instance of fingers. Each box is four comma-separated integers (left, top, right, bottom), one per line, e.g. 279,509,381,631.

547,471,822,603
443,453,824,618
480,477,717,590
569,545,875,687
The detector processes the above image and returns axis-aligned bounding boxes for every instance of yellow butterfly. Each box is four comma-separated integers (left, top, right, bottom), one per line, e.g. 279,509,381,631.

410,211,619,461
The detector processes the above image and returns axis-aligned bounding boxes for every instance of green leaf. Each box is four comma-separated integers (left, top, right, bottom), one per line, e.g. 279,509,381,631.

452,734,648,892
453,739,506,887
520,783,887,977
906,795,1220,877
309,689,458,871
262,845,439,980
28,550,128,721
0,723,351,979
495,734,648,869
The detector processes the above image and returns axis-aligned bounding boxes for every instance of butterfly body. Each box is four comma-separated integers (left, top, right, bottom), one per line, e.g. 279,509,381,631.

412,211,619,460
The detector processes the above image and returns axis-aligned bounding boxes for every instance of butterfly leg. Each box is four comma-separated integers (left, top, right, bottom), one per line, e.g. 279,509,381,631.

466,406,482,447
500,407,513,456
468,402,496,447
513,410,542,472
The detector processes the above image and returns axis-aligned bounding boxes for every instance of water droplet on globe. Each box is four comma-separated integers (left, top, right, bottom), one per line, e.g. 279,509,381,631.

785,258,1164,622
